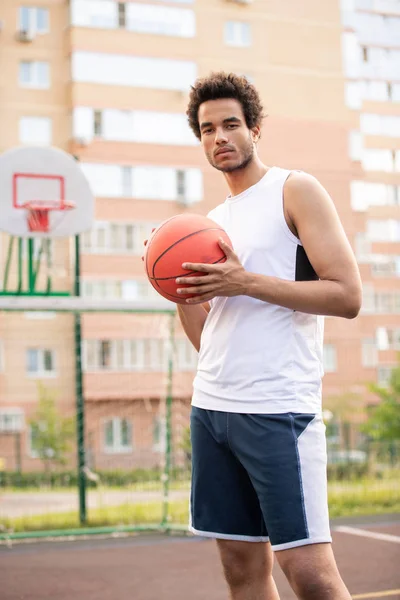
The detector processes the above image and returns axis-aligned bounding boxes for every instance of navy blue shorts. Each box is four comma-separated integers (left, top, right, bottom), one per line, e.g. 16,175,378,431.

189,407,331,551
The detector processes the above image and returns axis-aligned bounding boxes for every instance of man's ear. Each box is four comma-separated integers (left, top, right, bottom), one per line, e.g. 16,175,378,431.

251,126,261,143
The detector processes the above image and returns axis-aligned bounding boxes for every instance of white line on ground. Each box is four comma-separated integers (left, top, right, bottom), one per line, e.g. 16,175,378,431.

352,589,400,599
334,526,400,544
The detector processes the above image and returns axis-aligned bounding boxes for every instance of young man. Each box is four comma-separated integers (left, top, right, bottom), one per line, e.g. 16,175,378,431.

157,72,361,600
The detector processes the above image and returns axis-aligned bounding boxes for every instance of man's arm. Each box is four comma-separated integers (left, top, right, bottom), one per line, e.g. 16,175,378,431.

175,173,362,319
177,303,210,352
243,172,362,318
142,233,210,351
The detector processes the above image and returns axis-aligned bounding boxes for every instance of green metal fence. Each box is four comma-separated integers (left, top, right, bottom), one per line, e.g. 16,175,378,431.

0,305,399,541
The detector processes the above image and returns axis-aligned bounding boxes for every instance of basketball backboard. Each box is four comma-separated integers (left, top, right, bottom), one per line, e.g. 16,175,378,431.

0,146,94,238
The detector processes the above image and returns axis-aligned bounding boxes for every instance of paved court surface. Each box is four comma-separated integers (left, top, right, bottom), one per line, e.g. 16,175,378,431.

1,515,399,600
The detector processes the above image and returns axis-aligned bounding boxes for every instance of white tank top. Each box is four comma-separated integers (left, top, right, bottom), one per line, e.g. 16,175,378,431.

192,166,325,414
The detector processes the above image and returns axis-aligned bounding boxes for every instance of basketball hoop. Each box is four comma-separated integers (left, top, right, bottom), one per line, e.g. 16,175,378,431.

22,200,76,233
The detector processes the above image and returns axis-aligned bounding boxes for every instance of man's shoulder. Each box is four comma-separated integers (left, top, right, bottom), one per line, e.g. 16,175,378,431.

284,170,320,194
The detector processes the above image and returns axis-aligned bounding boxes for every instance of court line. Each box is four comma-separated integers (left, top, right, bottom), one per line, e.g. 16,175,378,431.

334,526,400,544
352,590,400,599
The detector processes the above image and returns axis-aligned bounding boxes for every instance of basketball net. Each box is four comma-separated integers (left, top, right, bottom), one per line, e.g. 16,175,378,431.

23,200,75,233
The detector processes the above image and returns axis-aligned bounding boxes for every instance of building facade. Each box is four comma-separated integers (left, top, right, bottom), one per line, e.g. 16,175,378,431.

0,0,399,471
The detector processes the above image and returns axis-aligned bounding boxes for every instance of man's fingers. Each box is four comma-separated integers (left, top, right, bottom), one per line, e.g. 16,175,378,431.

182,262,218,273
177,284,215,296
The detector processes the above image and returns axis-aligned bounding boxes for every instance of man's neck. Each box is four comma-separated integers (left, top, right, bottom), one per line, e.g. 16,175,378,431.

224,158,270,197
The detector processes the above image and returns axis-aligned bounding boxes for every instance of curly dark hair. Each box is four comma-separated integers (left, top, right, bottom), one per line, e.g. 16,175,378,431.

186,72,265,140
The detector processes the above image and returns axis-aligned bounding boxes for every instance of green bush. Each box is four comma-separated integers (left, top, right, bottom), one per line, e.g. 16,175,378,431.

327,462,369,481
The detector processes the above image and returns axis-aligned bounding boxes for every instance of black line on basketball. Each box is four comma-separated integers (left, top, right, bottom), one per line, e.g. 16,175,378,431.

151,227,225,279
152,256,227,298
149,256,226,281
145,215,181,280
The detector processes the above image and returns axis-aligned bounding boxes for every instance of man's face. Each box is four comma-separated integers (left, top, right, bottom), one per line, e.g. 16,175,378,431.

198,98,259,173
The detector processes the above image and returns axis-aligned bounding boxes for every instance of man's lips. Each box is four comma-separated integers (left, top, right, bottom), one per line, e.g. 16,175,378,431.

215,147,234,156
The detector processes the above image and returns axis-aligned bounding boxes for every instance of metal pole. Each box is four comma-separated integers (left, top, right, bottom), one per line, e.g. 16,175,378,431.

17,238,23,293
3,237,15,292
27,239,34,294
74,234,87,524
15,432,22,474
161,313,175,528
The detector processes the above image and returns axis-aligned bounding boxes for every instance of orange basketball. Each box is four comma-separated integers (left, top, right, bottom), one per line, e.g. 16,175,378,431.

144,214,232,304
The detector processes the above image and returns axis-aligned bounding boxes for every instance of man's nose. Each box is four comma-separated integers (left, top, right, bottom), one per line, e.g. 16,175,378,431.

215,128,229,144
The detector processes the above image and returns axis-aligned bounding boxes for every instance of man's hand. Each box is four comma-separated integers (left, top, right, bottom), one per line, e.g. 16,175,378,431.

141,228,156,261
176,239,248,304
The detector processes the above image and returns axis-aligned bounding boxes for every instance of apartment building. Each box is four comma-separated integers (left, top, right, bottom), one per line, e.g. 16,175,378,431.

0,0,399,471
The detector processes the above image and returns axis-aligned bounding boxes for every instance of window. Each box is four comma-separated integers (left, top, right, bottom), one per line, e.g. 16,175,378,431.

73,107,197,146
342,32,362,78
349,130,363,161
122,167,132,197
80,163,203,201
83,339,169,371
81,221,158,254
0,409,24,433
361,339,377,368
360,114,400,138
224,21,251,47
26,348,56,377
175,338,198,370
130,110,197,146
351,181,397,211
0,340,3,373
19,117,52,146
24,312,56,320
72,52,197,91
359,47,400,80
82,278,160,301
392,84,400,102
153,415,166,452
377,327,400,350
28,424,41,458
360,80,389,102
366,220,400,242
19,61,50,88
19,6,49,34
345,82,362,109
395,150,400,173
371,255,399,277
133,166,203,202
323,344,337,373
104,418,132,453
362,149,394,172
354,232,371,262
377,366,394,388
361,284,375,313
70,0,118,28
126,3,195,37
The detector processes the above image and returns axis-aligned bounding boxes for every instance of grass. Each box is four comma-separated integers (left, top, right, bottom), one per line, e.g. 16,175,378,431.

328,479,400,518
1,478,399,534
0,500,190,533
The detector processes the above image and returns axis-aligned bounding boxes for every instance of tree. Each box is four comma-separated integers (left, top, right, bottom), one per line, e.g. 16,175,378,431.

29,383,75,474
361,362,400,442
